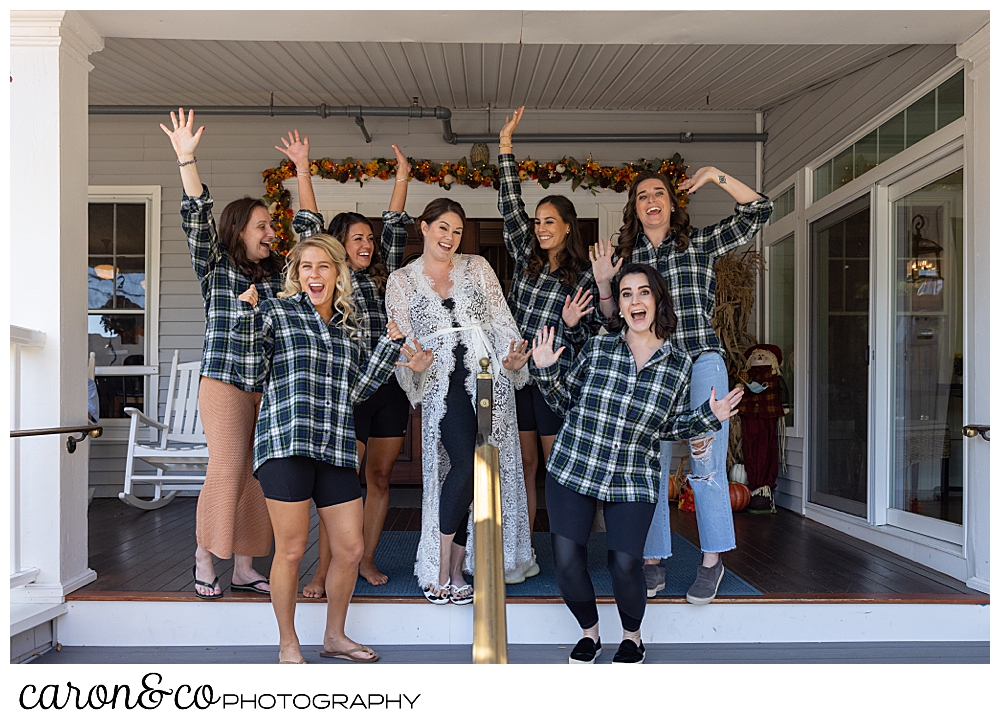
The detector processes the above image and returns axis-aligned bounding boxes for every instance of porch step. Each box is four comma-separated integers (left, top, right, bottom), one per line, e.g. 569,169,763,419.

55,598,989,648
31,641,990,665
11,602,67,637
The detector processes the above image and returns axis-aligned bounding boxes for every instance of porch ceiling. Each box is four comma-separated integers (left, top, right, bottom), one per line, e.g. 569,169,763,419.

90,40,930,112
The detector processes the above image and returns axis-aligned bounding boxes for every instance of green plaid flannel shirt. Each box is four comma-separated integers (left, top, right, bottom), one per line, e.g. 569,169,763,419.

292,208,411,354
497,153,600,379
598,196,773,359
181,184,286,391
242,293,404,471
532,332,720,503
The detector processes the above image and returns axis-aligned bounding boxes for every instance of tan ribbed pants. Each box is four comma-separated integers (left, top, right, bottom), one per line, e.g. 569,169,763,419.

196,376,273,558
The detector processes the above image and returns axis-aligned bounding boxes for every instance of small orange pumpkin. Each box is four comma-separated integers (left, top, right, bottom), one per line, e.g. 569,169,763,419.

667,474,681,501
729,482,751,512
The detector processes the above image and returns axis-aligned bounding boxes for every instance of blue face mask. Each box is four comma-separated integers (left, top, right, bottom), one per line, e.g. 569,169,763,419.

746,381,770,394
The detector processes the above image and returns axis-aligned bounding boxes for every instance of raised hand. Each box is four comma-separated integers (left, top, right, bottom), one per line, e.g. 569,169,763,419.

392,144,411,180
530,326,565,370
237,284,258,307
502,339,530,371
589,237,622,287
562,288,595,328
159,107,204,160
708,385,745,422
499,106,525,145
275,130,310,171
397,338,435,373
678,166,721,195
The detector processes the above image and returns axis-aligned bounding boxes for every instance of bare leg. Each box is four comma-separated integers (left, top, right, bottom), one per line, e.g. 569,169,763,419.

304,440,365,597
318,498,375,660
519,430,539,534
359,436,404,585
264,498,311,664
438,531,458,587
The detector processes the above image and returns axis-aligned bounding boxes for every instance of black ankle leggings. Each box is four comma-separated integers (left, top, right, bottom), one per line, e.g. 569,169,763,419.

546,473,655,633
438,348,475,547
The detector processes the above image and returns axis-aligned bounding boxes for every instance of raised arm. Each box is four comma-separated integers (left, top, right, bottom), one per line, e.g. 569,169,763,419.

530,327,588,418
160,107,204,198
379,144,413,272
387,144,410,213
680,167,773,258
497,106,534,263
276,130,317,213
680,166,761,206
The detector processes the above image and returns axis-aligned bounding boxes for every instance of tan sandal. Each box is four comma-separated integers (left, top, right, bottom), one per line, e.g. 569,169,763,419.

319,645,379,663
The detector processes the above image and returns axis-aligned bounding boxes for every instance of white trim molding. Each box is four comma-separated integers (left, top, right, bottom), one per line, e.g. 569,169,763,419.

10,10,104,69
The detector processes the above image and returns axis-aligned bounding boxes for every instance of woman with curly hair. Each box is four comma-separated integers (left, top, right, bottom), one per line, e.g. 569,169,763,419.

591,167,771,605
496,107,600,566
280,133,413,589
239,233,432,663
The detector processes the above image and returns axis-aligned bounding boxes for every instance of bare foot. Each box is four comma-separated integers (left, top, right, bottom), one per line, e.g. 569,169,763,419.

302,577,326,599
359,560,388,586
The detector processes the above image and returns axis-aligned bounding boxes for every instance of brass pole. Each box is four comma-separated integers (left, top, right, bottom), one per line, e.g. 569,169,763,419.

472,357,508,664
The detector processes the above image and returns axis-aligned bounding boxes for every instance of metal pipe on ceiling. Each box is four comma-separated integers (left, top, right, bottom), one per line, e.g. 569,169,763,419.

88,104,764,144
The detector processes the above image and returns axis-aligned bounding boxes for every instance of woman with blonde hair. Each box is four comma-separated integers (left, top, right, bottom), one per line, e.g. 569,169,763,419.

239,233,433,663
282,133,414,589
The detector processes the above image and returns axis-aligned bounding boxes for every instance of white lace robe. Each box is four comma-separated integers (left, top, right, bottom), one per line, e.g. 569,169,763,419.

385,254,533,588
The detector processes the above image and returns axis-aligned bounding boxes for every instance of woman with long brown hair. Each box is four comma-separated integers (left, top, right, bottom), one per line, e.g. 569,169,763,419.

385,198,534,602
592,166,771,604
496,107,600,570
162,108,283,600
280,133,413,589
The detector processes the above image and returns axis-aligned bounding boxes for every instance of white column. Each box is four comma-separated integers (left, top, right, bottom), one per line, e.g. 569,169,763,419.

10,11,103,603
957,24,989,594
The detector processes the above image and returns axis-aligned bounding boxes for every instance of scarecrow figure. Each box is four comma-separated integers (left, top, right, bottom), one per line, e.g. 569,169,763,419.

740,344,789,514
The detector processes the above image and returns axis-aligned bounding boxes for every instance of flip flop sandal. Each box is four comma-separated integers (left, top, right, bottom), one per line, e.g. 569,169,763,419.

449,583,474,605
422,580,451,605
279,658,306,664
192,565,222,600
319,645,379,663
231,579,270,594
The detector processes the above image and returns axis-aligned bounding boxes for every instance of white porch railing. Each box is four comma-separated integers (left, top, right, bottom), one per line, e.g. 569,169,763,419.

10,325,45,589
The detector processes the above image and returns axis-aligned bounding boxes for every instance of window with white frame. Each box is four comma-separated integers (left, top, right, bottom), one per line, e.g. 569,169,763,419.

765,234,795,427
87,187,160,422
812,71,964,201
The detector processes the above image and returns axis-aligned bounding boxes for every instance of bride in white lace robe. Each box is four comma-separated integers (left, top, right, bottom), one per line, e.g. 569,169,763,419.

385,212,533,591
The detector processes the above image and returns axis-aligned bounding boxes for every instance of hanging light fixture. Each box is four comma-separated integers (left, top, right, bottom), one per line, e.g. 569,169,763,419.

908,214,943,283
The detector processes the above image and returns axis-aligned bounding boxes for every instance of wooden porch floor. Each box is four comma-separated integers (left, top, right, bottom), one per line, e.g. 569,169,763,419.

73,496,986,602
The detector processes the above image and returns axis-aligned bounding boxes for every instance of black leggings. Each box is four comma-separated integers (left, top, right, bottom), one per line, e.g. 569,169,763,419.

546,473,655,633
438,352,475,547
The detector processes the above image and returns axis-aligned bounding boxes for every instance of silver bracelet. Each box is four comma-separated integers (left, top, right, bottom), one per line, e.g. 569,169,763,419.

177,157,197,167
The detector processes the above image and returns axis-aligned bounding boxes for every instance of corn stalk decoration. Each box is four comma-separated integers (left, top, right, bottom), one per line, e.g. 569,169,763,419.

711,247,766,468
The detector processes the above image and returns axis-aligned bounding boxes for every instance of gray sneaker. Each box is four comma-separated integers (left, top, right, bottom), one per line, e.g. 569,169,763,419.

644,562,666,598
685,560,724,604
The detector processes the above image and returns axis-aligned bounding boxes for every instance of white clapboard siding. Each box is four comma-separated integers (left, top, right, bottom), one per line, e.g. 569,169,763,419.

88,110,757,492
775,435,804,512
761,45,956,190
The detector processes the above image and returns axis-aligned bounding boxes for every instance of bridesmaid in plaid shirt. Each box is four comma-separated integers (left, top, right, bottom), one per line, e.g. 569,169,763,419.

529,263,743,663
161,108,285,601
591,165,772,605
239,233,432,664
279,133,414,591
496,107,601,558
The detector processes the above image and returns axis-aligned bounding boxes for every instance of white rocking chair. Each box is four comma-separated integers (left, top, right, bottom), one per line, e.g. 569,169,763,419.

120,350,208,509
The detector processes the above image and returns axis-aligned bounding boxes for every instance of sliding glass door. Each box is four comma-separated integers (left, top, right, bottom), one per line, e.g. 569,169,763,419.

809,197,871,516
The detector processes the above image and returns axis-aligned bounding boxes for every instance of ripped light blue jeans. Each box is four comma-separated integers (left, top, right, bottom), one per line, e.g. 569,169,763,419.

643,352,736,559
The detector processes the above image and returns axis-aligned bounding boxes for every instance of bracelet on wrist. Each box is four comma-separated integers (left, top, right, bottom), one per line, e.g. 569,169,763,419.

177,156,197,167
395,177,408,183
599,294,613,301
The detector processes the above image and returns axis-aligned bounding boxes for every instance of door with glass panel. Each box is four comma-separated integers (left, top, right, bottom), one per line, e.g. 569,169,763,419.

809,197,871,516
886,158,964,542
